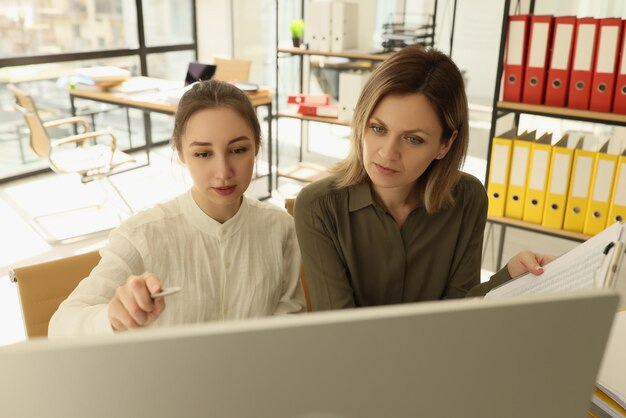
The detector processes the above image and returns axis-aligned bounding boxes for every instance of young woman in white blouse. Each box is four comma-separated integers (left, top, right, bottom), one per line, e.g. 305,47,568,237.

49,80,305,337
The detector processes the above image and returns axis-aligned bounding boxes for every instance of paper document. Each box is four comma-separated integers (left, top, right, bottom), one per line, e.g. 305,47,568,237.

486,222,625,299
597,310,626,412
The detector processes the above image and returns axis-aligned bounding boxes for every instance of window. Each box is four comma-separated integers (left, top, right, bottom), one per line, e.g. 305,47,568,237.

0,0,139,57
0,0,197,183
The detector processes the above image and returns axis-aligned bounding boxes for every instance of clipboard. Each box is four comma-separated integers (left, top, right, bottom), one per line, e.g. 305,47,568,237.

486,222,625,298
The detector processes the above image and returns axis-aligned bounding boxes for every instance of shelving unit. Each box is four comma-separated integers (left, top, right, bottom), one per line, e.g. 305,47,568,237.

273,2,440,187
274,46,391,184
486,0,624,268
277,47,391,61
272,1,461,187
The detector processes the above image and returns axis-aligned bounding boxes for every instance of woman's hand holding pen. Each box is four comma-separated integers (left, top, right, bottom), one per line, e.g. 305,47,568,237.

108,272,166,331
507,251,556,279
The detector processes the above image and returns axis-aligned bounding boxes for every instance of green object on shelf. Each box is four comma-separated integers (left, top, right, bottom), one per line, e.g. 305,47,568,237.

289,18,304,44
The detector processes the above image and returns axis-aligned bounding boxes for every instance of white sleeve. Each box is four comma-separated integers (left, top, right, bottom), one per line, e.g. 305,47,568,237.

273,219,306,315
48,227,146,338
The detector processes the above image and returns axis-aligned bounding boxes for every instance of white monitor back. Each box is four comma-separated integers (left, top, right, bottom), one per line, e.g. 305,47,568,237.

0,290,618,418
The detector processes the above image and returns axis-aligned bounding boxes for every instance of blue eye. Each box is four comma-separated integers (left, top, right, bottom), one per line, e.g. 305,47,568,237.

371,124,386,135
404,135,423,145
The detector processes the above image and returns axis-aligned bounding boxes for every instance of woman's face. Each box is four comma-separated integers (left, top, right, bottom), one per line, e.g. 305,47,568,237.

362,92,455,196
178,107,256,221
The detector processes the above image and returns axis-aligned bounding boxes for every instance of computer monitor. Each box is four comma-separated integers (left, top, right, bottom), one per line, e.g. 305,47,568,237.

184,62,216,86
0,290,618,418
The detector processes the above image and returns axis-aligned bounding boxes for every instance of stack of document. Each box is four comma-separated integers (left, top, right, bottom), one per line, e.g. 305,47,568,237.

592,310,626,416
485,222,625,298
75,66,130,87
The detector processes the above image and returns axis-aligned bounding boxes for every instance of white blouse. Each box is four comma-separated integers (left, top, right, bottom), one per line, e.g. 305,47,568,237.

48,191,305,337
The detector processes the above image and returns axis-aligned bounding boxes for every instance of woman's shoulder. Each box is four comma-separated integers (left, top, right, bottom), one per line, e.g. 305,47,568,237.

296,175,345,206
455,172,487,198
246,197,294,224
117,194,184,233
451,172,488,214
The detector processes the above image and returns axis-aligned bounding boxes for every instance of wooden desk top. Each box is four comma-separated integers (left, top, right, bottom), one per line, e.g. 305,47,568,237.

70,77,272,113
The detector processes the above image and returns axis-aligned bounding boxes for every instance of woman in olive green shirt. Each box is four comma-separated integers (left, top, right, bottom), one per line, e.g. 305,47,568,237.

294,46,552,311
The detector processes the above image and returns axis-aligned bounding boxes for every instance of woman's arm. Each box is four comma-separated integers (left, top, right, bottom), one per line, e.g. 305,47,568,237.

273,220,307,314
48,229,144,337
466,251,555,297
294,188,356,310
442,181,489,298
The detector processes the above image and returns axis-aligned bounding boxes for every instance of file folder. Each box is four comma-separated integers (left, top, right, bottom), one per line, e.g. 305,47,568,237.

568,17,599,110
339,71,369,121
297,104,339,118
330,1,358,53
584,142,619,235
542,135,576,229
563,140,597,232
505,130,536,219
612,20,626,115
503,15,530,102
589,18,623,113
487,128,517,217
607,149,626,226
287,94,330,105
306,0,332,51
522,15,554,104
523,133,553,224
545,16,577,107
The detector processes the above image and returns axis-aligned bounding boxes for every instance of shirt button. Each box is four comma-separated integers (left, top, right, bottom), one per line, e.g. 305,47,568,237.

224,261,231,268
218,230,224,237
223,306,229,315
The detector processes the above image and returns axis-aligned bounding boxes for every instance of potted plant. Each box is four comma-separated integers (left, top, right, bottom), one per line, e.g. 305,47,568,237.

290,19,304,48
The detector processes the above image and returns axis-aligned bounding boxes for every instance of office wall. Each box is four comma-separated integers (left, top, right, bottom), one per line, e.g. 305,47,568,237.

196,0,232,62
445,0,503,103
449,0,626,104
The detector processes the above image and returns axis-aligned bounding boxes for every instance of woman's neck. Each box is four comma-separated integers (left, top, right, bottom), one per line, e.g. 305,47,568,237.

370,183,419,226
191,188,242,224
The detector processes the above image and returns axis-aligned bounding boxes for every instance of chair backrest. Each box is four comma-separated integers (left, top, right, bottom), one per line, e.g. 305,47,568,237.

9,250,101,338
285,198,312,312
6,83,51,158
213,57,251,83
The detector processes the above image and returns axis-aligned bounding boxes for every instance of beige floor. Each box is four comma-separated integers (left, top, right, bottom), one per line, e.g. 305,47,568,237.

1,143,625,346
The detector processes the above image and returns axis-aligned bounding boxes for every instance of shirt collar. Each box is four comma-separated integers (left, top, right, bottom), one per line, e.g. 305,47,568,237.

180,189,248,238
348,181,374,212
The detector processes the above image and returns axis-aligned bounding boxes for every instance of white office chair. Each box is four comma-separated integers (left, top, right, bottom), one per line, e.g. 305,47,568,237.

7,83,136,243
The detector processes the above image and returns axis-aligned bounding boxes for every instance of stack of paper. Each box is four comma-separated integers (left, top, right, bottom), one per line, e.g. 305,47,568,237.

485,222,625,298
75,66,130,87
593,310,626,416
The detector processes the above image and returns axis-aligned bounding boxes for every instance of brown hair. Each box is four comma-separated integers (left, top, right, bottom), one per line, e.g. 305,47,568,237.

332,46,469,214
171,79,261,155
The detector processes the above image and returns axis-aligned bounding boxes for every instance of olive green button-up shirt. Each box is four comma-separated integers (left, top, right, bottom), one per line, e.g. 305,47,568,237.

294,173,511,311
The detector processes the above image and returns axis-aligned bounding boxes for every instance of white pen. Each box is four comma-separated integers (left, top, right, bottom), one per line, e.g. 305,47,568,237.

150,286,182,299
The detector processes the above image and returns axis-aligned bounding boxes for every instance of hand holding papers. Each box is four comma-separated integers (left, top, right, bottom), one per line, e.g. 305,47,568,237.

486,222,625,298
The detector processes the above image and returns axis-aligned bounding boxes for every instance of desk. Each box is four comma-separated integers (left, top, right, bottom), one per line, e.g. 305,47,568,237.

69,77,273,199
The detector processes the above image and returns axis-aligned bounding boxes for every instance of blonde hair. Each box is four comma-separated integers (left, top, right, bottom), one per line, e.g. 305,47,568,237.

332,46,469,214
171,79,261,155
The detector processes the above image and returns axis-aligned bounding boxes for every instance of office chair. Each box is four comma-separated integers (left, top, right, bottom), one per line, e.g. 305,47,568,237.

213,57,252,83
285,198,312,312
7,83,136,243
9,250,101,338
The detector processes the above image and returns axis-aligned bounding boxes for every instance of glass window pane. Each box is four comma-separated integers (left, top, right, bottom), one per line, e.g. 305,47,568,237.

142,0,193,47
146,50,195,80
0,0,139,57
0,56,144,181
